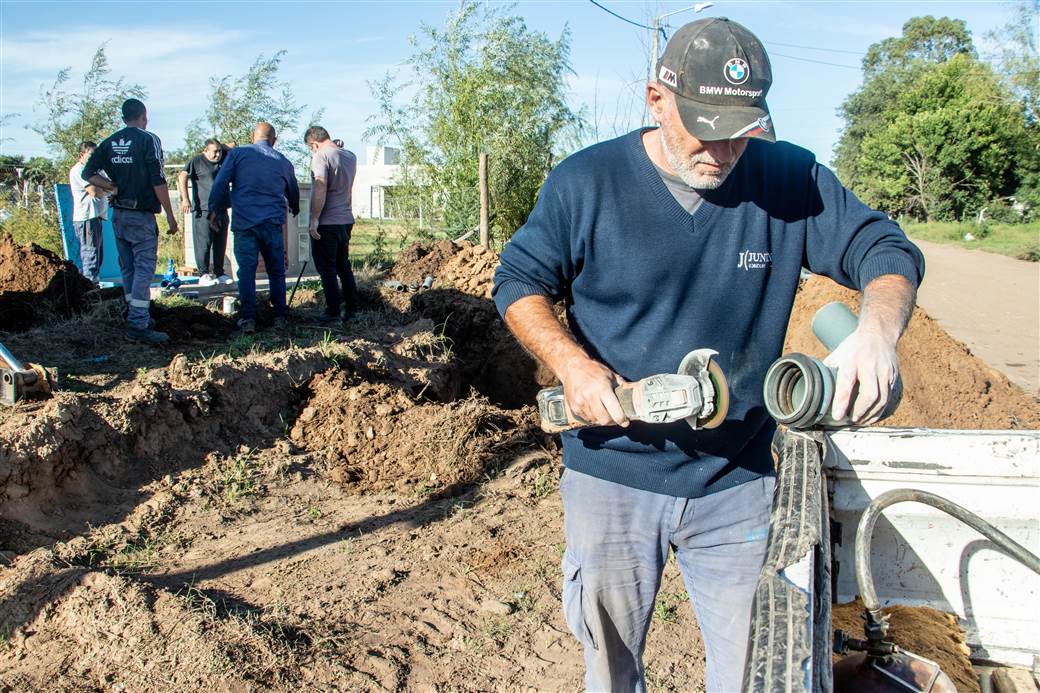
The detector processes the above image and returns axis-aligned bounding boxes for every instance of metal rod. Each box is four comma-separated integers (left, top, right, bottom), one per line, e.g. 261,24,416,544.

288,260,308,308
0,342,26,371
855,488,1040,639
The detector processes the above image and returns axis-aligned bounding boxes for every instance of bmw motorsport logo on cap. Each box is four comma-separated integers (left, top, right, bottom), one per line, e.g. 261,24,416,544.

724,58,749,85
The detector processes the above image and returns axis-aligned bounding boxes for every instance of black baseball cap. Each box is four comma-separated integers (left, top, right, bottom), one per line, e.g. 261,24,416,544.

657,18,775,143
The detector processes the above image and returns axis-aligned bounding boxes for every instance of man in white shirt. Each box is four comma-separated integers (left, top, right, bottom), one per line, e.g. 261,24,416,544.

69,141,109,285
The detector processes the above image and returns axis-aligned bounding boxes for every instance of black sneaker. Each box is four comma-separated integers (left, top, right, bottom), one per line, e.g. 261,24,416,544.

125,325,170,344
237,318,256,333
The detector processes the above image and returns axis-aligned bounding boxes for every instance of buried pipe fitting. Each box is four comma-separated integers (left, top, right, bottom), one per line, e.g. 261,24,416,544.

763,302,901,430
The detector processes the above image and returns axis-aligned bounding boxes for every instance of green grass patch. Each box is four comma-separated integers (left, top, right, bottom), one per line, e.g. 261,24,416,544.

903,221,1040,261
349,217,448,266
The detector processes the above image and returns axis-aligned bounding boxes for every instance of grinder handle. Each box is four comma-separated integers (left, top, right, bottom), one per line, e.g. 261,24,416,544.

536,383,636,434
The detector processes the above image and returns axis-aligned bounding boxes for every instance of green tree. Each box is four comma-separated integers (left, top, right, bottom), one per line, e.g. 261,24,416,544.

861,16,975,79
986,1,1040,211
32,43,146,174
179,52,316,171
986,0,1039,124
835,17,1029,221
365,1,583,242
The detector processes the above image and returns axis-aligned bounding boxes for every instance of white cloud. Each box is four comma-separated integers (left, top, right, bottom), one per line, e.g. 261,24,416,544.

0,24,394,156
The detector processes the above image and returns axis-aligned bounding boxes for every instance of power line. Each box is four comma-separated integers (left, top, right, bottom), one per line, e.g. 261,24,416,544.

769,52,861,70
588,0,662,34
764,40,864,56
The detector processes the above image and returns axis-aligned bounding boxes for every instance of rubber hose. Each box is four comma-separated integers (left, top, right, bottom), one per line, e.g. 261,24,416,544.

855,488,1040,636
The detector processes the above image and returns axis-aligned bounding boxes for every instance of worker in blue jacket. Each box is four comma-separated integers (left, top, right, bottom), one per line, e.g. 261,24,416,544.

492,18,924,693
208,122,300,333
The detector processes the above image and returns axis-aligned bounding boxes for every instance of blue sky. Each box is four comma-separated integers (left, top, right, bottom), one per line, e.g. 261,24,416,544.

0,1,1018,167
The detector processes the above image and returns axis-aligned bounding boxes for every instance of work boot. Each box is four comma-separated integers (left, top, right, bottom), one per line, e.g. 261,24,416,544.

125,325,170,344
121,305,157,329
272,315,287,329
237,318,256,333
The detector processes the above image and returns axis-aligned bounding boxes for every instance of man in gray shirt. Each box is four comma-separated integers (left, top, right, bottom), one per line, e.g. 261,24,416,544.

305,125,359,324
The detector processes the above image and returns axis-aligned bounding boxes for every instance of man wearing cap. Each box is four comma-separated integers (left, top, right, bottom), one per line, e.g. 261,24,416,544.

492,18,923,693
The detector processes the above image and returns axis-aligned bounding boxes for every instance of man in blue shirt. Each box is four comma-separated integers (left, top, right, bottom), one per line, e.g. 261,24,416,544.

208,122,300,333
493,18,923,693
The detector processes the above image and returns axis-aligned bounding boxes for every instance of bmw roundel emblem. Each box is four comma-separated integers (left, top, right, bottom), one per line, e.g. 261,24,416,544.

724,58,750,85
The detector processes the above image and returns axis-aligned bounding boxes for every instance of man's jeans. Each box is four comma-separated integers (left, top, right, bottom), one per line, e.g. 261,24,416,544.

311,223,360,317
74,217,104,284
192,210,228,276
233,221,287,321
112,208,157,329
560,469,774,693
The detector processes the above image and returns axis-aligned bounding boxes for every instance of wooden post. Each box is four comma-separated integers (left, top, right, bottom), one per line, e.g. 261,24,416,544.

479,152,489,248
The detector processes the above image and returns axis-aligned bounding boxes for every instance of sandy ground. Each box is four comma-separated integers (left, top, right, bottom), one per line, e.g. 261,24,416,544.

2,237,1033,692
913,240,1039,396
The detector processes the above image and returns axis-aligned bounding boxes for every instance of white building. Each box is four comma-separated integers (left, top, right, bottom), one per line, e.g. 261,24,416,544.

352,145,401,219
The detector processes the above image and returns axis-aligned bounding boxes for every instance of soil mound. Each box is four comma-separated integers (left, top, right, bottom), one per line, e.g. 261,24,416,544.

291,370,540,497
832,598,978,693
0,550,308,690
785,275,1040,429
0,349,333,513
437,241,498,298
0,234,94,331
391,239,461,285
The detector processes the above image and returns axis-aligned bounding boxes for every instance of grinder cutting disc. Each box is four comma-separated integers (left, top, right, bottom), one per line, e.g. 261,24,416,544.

677,349,729,430
699,359,729,429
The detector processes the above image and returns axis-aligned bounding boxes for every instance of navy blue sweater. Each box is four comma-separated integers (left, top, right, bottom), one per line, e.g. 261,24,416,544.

492,129,924,498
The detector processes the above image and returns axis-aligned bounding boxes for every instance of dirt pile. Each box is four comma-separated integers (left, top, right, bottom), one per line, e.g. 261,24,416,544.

832,598,979,693
0,234,94,331
390,239,461,285
785,275,1040,429
291,370,541,497
0,348,333,514
437,241,498,298
0,549,311,690
381,239,554,409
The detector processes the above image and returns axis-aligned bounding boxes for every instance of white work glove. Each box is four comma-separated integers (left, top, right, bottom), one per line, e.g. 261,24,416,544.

559,356,630,428
823,327,899,425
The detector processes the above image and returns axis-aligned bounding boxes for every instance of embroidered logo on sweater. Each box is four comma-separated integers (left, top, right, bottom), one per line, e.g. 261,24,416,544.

737,249,772,271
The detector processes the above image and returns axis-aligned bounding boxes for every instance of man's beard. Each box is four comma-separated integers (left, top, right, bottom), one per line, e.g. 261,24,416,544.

659,128,735,190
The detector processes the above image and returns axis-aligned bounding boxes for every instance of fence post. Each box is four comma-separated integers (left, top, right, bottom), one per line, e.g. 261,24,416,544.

479,152,489,248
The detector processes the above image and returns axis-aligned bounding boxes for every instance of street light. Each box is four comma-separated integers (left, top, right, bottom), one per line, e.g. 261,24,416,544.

651,3,715,81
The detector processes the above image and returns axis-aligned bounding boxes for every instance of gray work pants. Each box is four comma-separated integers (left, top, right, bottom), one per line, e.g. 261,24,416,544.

560,469,773,693
112,208,158,329
74,217,104,284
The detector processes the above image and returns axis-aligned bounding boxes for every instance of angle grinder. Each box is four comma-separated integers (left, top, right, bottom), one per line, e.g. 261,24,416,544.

536,348,729,434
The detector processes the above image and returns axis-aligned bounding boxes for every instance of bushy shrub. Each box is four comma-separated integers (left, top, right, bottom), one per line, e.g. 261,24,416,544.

0,205,64,255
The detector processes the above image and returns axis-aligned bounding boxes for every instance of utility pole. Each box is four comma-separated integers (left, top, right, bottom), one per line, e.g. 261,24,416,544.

478,152,489,248
651,3,715,80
